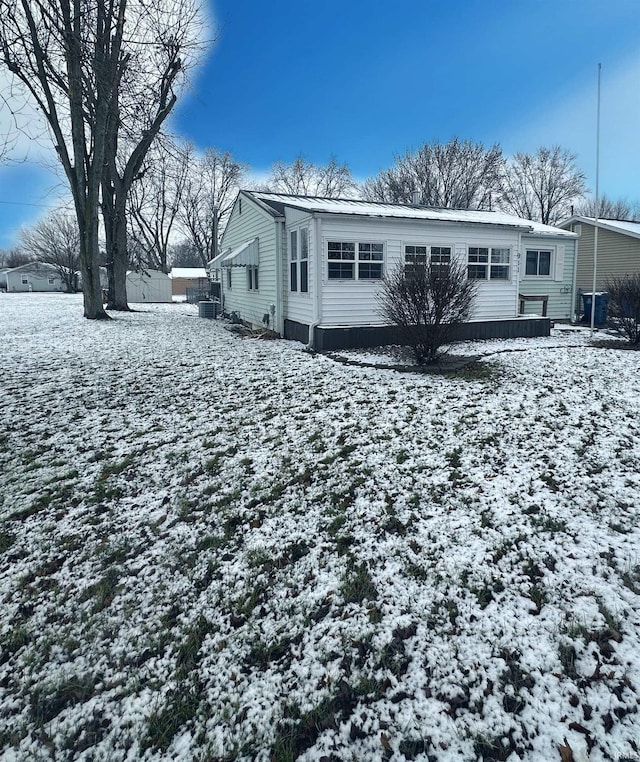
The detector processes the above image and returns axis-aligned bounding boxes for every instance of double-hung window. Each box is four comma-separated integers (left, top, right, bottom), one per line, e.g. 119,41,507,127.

525,249,552,277
327,241,355,279
468,247,511,280
290,230,298,291
289,227,309,292
247,266,259,291
404,245,451,276
327,241,384,280
358,243,384,279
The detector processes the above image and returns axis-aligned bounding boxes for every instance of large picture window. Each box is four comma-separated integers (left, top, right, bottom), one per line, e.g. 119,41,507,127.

328,241,384,280
468,247,511,280
525,249,552,277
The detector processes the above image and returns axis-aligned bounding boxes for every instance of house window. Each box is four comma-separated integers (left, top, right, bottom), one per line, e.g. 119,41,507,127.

404,245,451,276
226,268,232,289
48,277,55,285
300,228,309,292
468,247,511,280
404,245,428,276
358,243,384,279
328,241,355,279
21,277,29,285
328,241,384,280
525,249,552,277
289,227,309,293
247,266,259,291
290,230,298,291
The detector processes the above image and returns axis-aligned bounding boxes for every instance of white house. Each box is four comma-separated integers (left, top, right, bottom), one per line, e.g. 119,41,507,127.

4,262,64,293
215,191,578,350
126,270,172,303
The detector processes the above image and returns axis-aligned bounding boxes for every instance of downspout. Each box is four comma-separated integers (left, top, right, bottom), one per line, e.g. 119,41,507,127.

306,214,323,350
516,231,523,317
571,232,579,323
274,218,284,334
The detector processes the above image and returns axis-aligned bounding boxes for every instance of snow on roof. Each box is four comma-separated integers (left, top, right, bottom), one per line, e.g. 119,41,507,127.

247,191,577,237
561,215,640,241
169,268,208,279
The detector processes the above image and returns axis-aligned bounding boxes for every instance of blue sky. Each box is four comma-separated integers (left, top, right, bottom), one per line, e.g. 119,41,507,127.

1,0,639,248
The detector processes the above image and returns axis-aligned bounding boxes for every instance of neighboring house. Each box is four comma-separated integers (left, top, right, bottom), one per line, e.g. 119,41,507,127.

0,268,10,291
126,270,172,303
214,191,578,350
4,261,64,293
559,216,640,293
169,267,209,299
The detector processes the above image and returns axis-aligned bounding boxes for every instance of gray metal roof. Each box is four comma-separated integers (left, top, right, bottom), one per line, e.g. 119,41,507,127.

243,191,576,238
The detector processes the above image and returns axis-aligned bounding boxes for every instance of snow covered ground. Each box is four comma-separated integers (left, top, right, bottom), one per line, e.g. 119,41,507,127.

1,293,640,762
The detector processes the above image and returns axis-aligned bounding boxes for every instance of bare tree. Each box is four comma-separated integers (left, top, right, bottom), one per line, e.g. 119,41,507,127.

128,137,189,273
179,145,245,268
263,155,357,198
0,246,32,268
0,0,206,317
498,146,587,225
169,239,201,267
377,257,477,365
575,194,640,221
363,138,503,209
20,210,80,291
100,0,206,310
0,0,125,318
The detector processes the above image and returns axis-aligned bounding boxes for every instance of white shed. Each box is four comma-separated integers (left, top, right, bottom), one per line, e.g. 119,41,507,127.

126,270,172,303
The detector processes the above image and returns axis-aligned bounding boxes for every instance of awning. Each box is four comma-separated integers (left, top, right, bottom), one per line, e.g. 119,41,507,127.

220,237,259,267
208,249,230,270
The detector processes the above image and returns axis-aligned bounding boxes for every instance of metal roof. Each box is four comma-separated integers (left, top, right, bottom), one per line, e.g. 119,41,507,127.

244,191,577,238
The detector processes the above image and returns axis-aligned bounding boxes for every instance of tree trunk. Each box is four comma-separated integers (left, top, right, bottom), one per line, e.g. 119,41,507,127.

103,183,130,311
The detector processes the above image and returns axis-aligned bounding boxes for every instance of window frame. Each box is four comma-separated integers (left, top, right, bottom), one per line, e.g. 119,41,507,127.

226,268,232,290
404,244,452,277
327,240,385,282
247,266,259,291
467,246,512,281
288,225,310,294
524,248,553,278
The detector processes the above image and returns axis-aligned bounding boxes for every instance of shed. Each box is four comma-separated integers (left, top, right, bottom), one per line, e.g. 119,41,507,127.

126,270,172,303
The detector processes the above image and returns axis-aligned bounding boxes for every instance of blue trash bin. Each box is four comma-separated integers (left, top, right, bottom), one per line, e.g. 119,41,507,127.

582,292,608,326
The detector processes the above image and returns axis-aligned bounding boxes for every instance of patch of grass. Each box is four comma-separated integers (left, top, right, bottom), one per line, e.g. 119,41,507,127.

340,562,377,605
79,566,121,612
31,676,96,726
144,684,202,751
175,616,212,680
0,530,15,554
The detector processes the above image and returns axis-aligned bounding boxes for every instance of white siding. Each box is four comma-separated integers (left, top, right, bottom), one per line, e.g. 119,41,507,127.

220,195,279,329
519,237,576,320
317,216,522,327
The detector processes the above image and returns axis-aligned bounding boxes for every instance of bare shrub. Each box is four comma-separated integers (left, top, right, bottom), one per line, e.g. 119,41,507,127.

605,274,640,345
377,258,477,364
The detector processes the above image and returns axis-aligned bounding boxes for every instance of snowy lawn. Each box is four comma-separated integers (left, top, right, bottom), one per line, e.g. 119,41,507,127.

1,293,640,762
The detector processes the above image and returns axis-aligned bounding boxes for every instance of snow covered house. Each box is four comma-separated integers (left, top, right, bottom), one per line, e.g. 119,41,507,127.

215,191,578,350
4,261,64,293
559,216,640,293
